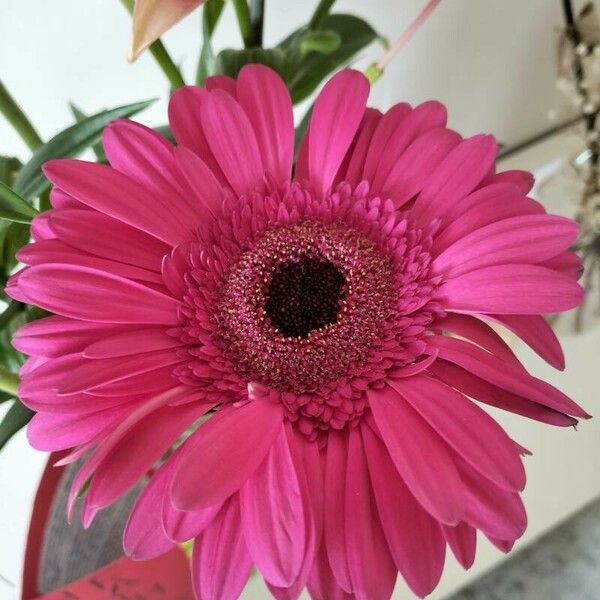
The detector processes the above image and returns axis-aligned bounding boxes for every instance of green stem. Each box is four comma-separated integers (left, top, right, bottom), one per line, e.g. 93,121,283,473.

121,0,186,89
0,367,19,396
248,0,264,47
308,0,336,29
0,80,43,151
232,0,253,47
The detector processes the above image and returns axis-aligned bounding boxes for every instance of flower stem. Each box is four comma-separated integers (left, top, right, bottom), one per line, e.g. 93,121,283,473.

367,0,442,84
120,0,186,89
249,0,265,47
0,367,19,397
308,0,336,30
0,79,43,151
232,0,253,47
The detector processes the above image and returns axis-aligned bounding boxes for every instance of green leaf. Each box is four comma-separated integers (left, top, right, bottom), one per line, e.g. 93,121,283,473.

197,0,225,85
0,222,30,276
0,156,22,187
13,98,156,200
0,399,33,451
153,124,175,143
299,30,341,56
69,103,106,162
0,181,38,224
216,48,287,80
281,14,381,104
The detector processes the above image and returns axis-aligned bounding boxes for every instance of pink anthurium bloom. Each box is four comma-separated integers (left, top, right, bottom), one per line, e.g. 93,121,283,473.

130,0,205,61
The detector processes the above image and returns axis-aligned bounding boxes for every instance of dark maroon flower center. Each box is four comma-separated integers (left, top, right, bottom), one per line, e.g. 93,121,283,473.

264,256,346,338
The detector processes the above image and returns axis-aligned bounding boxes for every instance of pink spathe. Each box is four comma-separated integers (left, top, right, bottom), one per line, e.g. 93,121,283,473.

7,65,588,600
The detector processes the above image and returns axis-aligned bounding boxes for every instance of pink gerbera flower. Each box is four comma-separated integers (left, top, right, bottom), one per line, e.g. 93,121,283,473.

8,66,588,600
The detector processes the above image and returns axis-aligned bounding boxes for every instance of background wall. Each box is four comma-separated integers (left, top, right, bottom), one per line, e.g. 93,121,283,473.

0,0,568,159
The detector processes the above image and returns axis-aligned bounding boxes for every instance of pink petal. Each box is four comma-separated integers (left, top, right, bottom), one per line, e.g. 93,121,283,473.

487,536,515,553
345,427,397,600
201,89,264,196
540,250,583,279
368,384,465,525
30,212,55,241
171,395,283,510
324,430,352,592
487,314,565,370
43,160,191,245
375,127,461,207
87,364,177,398
49,208,168,271
308,69,369,196
123,456,178,560
439,264,584,314
83,328,181,359
308,543,355,600
163,492,222,544
17,264,180,324
390,375,526,492
411,135,498,224
429,335,588,418
457,459,527,541
433,215,579,278
205,74,237,96
341,108,382,185
192,496,253,600
428,359,579,427
362,424,445,597
168,85,225,182
442,522,477,569
486,169,534,194
240,424,306,587
237,64,294,186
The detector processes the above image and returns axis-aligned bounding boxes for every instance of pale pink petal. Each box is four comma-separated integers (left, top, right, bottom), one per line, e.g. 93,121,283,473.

49,208,169,271
411,134,498,223
43,160,192,245
240,424,306,587
487,314,565,370
17,264,180,324
442,522,477,569
201,89,264,196
439,264,584,314
363,424,445,597
429,335,588,418
368,385,465,525
237,64,294,186
171,396,283,510
308,70,370,196
344,427,396,600
433,215,579,278
390,375,526,492
192,496,253,600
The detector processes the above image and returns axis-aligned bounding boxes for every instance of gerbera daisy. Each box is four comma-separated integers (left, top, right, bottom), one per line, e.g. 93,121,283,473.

8,65,588,600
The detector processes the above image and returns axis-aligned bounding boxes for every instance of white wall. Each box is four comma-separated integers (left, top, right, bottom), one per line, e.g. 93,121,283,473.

0,0,568,159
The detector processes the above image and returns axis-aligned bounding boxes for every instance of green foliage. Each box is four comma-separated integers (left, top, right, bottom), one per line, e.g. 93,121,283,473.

0,181,38,224
197,0,226,84
13,99,155,200
216,47,288,80
0,399,33,451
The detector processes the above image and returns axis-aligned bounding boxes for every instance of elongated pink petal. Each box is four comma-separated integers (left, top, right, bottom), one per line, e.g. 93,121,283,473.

240,424,306,587
439,264,584,314
163,494,222,544
237,65,293,186
86,364,177,398
206,74,237,96
49,208,168,271
192,497,253,600
17,264,180,324
363,424,445,597
487,314,565,370
308,70,369,196
83,400,213,524
324,430,352,592
457,459,527,541
123,457,178,560
428,359,579,427
43,160,191,245
390,375,526,491
487,169,534,193
83,328,181,359
342,108,382,185
368,384,465,525
442,522,477,569
376,127,461,207
308,543,355,600
429,335,588,418
201,90,264,196
541,250,583,279
433,215,579,277
344,427,397,600
171,396,283,510
412,134,498,224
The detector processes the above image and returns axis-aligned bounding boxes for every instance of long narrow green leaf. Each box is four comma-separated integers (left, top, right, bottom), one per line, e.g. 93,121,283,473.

69,103,106,162
0,181,38,223
197,0,226,84
13,98,156,200
0,399,33,451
